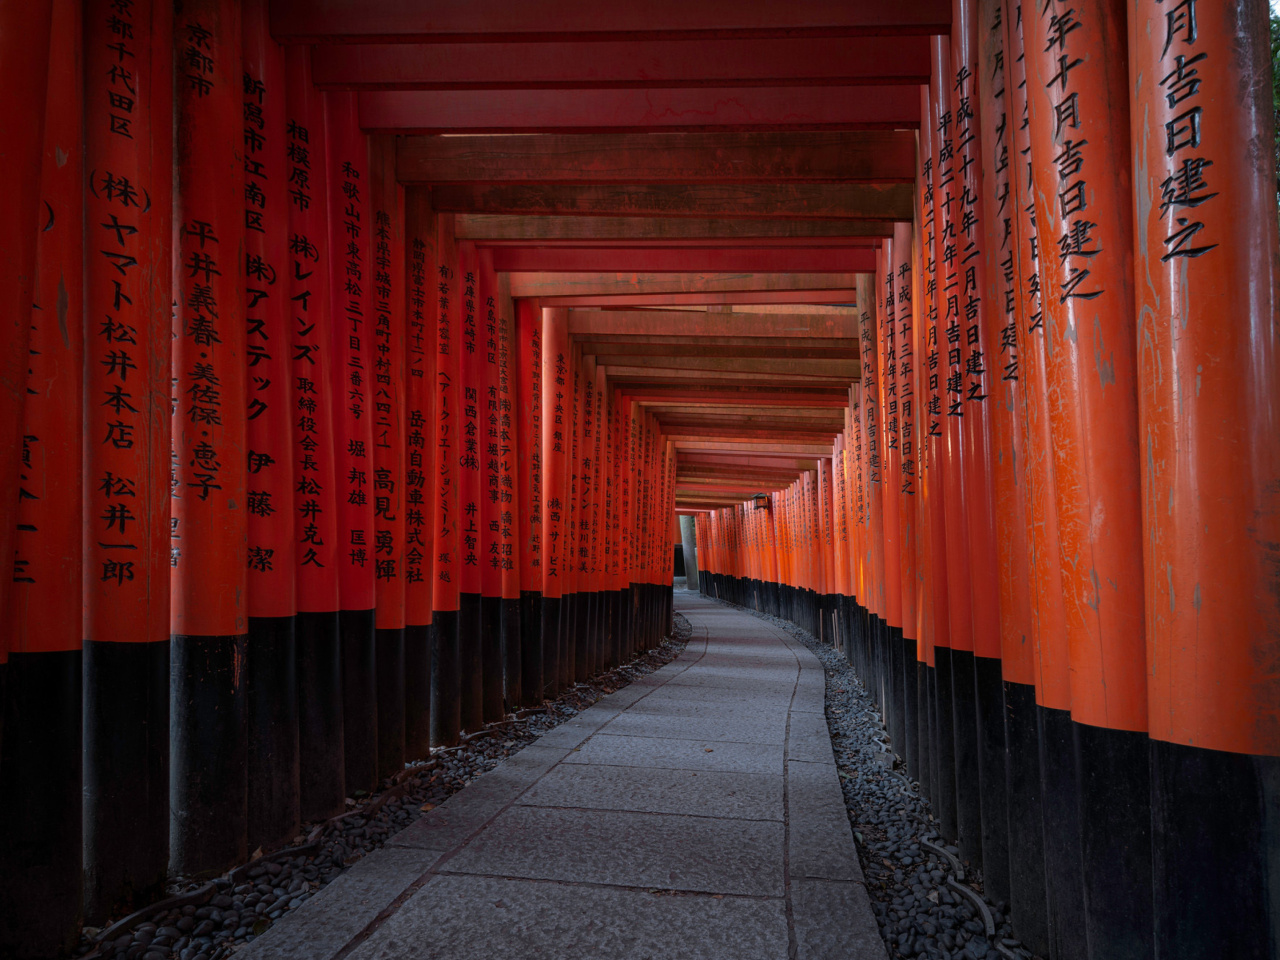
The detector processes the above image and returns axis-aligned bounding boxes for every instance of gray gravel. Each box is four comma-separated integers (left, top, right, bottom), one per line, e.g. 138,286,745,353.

79,619,691,960
711,600,1042,960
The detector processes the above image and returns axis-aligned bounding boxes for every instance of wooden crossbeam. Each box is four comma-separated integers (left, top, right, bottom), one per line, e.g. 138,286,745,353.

398,132,916,183
455,216,893,240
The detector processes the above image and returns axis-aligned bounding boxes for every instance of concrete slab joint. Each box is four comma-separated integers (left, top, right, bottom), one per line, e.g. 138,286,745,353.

239,593,886,960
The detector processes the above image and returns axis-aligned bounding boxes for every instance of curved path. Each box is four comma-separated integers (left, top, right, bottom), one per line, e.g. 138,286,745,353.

241,593,885,960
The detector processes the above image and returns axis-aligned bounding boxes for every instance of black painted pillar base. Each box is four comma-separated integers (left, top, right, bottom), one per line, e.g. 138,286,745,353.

83,638,170,922
170,632,249,875
574,590,591,682
904,639,920,782
458,592,483,734
375,626,406,782
1002,680,1049,957
297,611,344,821
974,655,1010,908
601,590,619,672
932,645,958,840
1038,704,1088,960
949,647,983,871
480,594,504,724
1150,739,1278,960
499,596,522,712
430,608,462,747
562,592,579,688
616,586,631,663
339,608,378,795
1075,722,1153,960
919,662,933,802
246,615,298,853
404,622,432,760
519,591,542,707
540,596,563,700
0,649,82,958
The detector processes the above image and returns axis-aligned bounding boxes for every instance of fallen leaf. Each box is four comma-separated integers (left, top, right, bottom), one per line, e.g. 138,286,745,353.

420,803,436,812
704,748,714,753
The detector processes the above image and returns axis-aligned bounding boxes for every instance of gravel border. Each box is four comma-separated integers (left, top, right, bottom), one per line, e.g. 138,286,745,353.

79,617,692,960
707,598,1043,960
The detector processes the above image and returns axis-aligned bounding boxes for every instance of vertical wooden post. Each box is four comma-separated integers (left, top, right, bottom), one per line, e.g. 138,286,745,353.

403,190,436,756
82,0,172,919
431,213,461,745
241,0,298,855
477,249,504,721
1027,2,1152,954
370,135,406,780
285,45,344,820
1129,0,1280,953
1005,6,1063,952
455,241,483,732
1,5,81,952
516,298,543,704
494,273,522,709
541,307,569,696
170,0,248,875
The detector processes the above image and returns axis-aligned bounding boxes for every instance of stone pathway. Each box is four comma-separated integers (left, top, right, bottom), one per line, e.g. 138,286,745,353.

238,593,885,960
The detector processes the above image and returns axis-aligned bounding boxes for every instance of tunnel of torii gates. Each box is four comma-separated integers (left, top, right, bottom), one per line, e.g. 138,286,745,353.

0,0,1277,957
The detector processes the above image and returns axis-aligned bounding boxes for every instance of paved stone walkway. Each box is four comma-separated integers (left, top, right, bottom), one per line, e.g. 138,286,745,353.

240,593,885,960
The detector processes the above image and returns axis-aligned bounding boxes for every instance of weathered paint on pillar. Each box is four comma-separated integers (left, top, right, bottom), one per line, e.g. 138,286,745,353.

82,0,173,919
1130,0,1280,954
515,297,543,703
403,190,436,757
285,44,344,821
370,134,407,780
241,0,299,854
541,307,570,695
170,0,249,876
0,5,82,951
456,240,483,731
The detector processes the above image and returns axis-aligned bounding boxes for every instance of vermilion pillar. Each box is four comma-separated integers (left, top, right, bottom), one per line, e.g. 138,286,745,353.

578,356,601,677
0,6,81,953
170,0,248,875
978,0,1043,943
403,192,436,754
515,298,543,704
928,38,965,843
893,221,921,786
326,92,378,792
493,272,522,708
0,0,53,682
541,307,570,696
563,346,584,682
858,272,886,690
478,249,504,721
877,240,904,751
456,241,483,731
1027,3,1151,955
370,135,407,780
1005,5,1064,953
242,0,297,853
431,213,462,745
1129,2,1280,954
82,0,172,920
285,45,344,819
952,0,1008,893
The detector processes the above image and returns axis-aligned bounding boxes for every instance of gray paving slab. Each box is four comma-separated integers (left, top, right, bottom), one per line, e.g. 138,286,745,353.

518,761,784,820
346,875,790,960
441,804,785,896
240,592,886,960
235,847,434,960
562,732,786,774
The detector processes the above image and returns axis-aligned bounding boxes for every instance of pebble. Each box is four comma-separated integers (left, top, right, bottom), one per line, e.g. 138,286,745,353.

79,617,693,960
729,602,1040,960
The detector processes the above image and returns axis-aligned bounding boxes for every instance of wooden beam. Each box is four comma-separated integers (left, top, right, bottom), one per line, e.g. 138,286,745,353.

432,183,914,220
455,215,894,241
314,37,930,91
616,386,849,406
490,245,875,273
509,272,860,299
567,310,855,337
579,339,860,360
673,439,834,455
359,86,919,133
398,131,915,183
539,289,860,307
271,1,951,43
592,355,857,378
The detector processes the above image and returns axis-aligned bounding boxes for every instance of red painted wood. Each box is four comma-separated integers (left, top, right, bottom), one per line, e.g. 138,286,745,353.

359,85,920,133
270,0,950,44
311,36,929,89
489,246,875,273
403,192,436,629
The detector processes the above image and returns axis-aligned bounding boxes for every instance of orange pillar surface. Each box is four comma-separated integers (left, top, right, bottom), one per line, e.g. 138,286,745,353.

1130,0,1280,953
516,298,543,702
